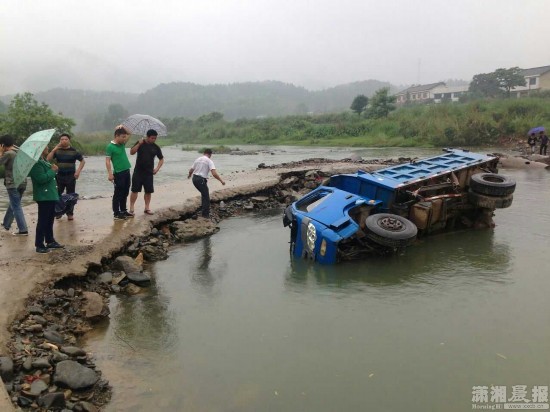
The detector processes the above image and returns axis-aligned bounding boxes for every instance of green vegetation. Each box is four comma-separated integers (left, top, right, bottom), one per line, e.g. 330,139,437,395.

155,96,549,148
2,91,550,158
469,67,526,98
350,94,368,115
0,93,75,145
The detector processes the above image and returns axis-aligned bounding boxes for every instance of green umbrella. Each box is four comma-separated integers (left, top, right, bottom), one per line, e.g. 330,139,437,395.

13,129,56,187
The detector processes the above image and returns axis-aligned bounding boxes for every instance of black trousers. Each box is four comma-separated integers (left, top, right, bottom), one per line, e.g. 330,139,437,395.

36,201,56,247
112,169,131,215
192,175,210,217
540,144,547,155
57,174,77,215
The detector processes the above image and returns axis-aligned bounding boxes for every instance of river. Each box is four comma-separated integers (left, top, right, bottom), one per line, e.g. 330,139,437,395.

5,145,550,411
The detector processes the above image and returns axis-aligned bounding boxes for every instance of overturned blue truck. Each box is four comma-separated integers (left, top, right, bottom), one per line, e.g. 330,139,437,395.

283,149,515,264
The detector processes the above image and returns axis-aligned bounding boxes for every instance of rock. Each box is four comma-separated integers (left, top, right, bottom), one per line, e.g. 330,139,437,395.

29,379,48,396
32,315,48,325
141,244,168,262
96,272,113,284
44,297,59,306
17,396,33,407
22,357,33,371
26,324,43,333
124,283,143,295
31,358,51,369
67,288,75,298
28,306,44,315
111,285,121,293
60,346,87,357
52,351,70,362
82,291,107,319
54,289,66,297
126,271,151,287
280,176,299,187
150,227,159,236
111,272,127,286
78,401,99,412
112,255,141,274
251,196,269,203
38,392,66,409
243,202,254,210
0,356,14,381
54,360,98,390
171,219,219,242
135,251,144,266
498,156,548,169
44,330,65,344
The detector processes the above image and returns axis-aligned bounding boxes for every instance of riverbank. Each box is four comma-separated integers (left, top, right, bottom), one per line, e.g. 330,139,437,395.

0,159,383,411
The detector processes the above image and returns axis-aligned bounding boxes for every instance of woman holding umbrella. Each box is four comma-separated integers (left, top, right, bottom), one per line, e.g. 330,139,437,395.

28,146,64,253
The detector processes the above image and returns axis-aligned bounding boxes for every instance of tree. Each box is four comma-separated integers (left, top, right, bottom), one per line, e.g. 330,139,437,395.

366,88,396,118
103,103,129,130
196,111,224,126
0,93,75,143
350,94,368,115
469,67,525,98
494,67,525,97
469,73,502,98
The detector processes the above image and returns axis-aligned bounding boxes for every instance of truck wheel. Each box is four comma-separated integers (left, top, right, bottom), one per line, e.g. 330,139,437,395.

468,190,513,209
470,173,516,196
364,213,418,248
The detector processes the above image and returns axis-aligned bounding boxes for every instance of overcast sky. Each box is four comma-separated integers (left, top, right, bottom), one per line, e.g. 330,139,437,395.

1,0,550,94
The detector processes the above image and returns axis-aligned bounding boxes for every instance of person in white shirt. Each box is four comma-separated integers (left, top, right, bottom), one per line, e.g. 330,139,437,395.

187,149,225,218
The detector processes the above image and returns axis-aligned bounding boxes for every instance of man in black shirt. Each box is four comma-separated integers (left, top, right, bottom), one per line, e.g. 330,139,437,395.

129,129,164,215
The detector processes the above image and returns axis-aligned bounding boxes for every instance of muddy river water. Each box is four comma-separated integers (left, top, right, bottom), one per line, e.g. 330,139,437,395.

4,146,550,411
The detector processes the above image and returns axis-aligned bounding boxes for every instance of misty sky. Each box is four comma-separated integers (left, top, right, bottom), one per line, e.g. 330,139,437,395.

1,0,550,94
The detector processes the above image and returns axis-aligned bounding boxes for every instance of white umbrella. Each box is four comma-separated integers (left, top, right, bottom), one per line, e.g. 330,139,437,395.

121,114,167,137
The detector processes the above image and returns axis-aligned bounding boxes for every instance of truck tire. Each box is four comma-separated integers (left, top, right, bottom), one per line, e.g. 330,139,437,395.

469,173,516,196
468,190,513,209
364,213,418,248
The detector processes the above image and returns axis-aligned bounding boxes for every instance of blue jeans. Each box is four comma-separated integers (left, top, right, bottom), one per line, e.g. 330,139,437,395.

192,175,210,217
3,186,28,232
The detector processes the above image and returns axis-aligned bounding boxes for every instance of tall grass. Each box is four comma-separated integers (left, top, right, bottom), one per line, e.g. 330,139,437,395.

74,97,550,151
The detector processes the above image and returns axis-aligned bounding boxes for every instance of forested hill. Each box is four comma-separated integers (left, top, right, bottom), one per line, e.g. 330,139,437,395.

1,79,396,131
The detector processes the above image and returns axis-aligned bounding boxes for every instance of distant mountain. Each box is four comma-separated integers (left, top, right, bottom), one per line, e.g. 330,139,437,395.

0,80,397,131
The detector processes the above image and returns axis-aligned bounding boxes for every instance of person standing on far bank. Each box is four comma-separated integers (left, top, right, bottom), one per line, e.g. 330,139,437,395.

129,129,164,216
527,133,537,154
0,134,29,235
539,131,548,156
106,126,132,220
188,149,225,218
46,133,86,220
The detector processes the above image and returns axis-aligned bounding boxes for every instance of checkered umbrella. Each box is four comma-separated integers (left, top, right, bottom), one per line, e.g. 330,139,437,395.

13,129,56,187
121,114,167,137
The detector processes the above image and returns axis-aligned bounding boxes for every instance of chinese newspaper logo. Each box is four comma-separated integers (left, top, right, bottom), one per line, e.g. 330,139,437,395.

472,385,549,409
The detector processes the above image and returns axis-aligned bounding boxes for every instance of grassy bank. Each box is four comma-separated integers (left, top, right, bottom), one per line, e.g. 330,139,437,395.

70,97,550,154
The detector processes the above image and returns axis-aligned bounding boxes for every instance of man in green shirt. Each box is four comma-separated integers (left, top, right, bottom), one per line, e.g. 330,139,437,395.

105,126,132,219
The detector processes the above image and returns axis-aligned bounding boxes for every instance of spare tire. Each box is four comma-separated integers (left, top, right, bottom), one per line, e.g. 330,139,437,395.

468,190,513,209
470,173,516,196
364,213,418,248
